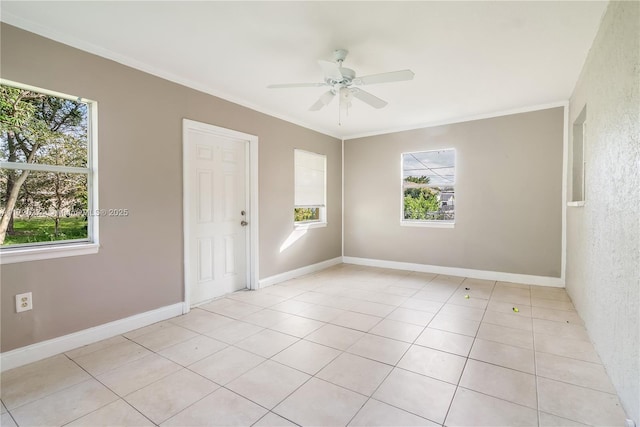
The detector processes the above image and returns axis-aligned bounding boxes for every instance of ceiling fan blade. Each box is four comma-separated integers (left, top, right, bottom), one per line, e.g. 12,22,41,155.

318,60,344,81
309,90,336,111
267,82,326,88
352,88,388,109
354,69,415,85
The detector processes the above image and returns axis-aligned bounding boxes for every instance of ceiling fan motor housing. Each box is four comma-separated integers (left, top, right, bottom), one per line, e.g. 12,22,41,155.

325,48,356,86
328,67,356,86
333,49,349,62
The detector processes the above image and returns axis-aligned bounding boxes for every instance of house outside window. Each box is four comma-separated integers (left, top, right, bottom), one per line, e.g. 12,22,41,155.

402,148,455,226
0,80,99,263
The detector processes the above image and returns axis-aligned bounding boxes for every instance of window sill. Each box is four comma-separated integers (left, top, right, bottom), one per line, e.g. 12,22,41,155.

401,221,455,229
567,201,585,207
1,242,99,264
294,221,327,230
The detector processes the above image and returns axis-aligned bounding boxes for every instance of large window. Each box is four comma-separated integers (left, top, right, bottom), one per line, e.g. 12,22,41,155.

402,149,455,225
0,81,98,262
294,149,326,227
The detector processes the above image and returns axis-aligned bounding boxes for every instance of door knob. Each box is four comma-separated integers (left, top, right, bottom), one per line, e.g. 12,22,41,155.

241,220,248,226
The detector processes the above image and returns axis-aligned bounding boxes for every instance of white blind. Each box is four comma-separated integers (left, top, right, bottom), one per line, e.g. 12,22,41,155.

294,149,326,207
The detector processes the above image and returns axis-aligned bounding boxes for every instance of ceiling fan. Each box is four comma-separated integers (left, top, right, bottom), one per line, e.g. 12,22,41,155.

267,49,415,114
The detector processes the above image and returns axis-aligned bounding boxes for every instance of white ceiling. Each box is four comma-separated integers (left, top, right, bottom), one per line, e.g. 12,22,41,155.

1,1,607,139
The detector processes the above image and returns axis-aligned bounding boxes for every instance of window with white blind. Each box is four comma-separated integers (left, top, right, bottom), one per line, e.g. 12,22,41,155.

294,149,326,227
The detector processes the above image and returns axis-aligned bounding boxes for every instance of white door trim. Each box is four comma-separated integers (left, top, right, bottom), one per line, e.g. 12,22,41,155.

182,119,259,314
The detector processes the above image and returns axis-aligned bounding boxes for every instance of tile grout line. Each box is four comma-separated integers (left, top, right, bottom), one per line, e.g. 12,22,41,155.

3,352,130,424
533,308,541,427
316,274,413,425
441,277,497,426
509,285,535,423
131,316,297,424
344,275,456,427
341,276,433,426
74,307,289,425
185,276,342,424
241,273,387,425
251,410,300,427
62,353,158,427
3,408,19,427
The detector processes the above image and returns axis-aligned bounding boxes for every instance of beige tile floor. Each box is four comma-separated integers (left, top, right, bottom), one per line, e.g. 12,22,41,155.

0,264,629,426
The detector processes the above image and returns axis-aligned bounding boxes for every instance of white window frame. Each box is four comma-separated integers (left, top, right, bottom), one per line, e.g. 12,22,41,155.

568,105,586,207
400,148,456,228
294,149,327,230
0,79,99,264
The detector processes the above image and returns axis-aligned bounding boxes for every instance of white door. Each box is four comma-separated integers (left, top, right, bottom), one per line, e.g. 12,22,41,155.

184,122,249,305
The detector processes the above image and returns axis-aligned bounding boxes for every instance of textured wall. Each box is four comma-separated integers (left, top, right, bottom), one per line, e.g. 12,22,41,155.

566,1,640,422
344,108,564,278
0,24,341,352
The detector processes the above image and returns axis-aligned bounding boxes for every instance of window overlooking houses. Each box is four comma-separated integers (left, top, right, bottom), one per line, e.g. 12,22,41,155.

402,149,455,224
0,81,98,255
294,149,326,226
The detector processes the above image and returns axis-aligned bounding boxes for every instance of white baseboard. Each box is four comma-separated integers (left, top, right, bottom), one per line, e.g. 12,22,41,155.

1,302,184,372
343,256,565,287
259,256,343,288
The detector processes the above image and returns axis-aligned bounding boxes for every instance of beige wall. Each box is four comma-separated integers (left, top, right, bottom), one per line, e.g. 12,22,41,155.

0,24,341,352
344,108,564,278
566,1,640,422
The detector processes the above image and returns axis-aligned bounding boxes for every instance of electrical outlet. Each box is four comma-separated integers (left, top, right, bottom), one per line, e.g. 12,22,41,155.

15,292,33,313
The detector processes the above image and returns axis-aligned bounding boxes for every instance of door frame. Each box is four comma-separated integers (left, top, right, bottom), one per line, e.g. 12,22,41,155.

182,119,259,314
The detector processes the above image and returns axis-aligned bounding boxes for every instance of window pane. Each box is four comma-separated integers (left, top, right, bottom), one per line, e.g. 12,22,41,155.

402,149,455,222
294,207,320,222
403,150,455,186
0,85,88,167
1,169,89,246
572,106,587,202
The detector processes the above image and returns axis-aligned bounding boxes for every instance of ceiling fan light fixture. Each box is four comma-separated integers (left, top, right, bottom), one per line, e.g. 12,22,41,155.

340,88,353,111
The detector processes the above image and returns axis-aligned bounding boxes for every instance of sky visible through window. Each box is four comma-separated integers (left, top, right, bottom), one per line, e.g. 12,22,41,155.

403,149,455,187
